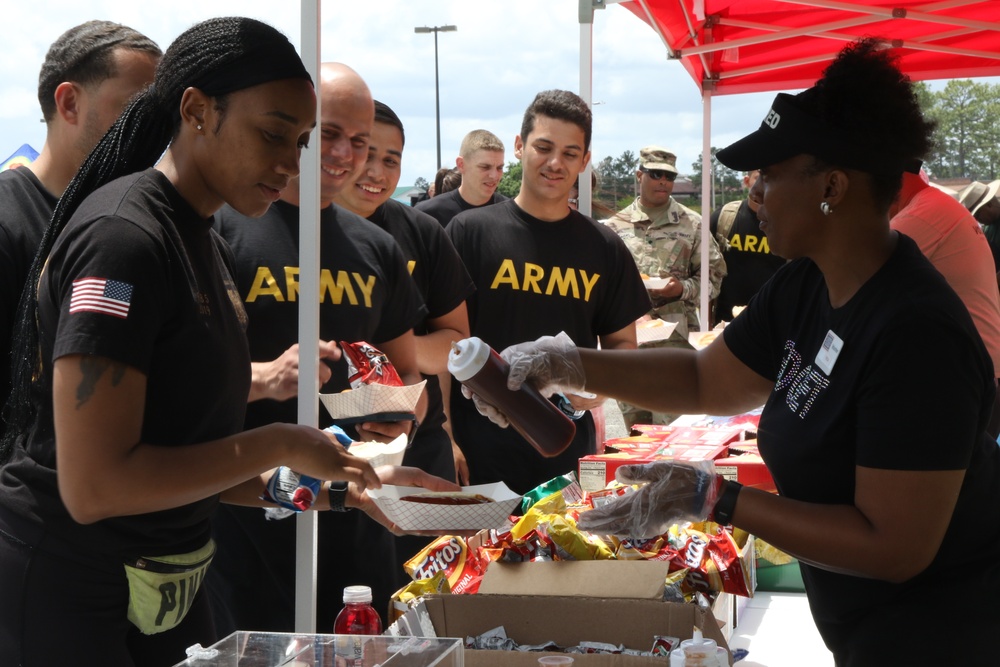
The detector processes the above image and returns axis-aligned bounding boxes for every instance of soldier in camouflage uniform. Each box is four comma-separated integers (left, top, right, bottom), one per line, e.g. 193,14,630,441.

605,146,727,426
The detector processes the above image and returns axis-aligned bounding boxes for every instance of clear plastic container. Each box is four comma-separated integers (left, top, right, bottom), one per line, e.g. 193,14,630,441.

448,337,576,457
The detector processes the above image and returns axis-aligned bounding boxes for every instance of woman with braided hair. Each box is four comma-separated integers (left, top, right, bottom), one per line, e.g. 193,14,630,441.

0,17,387,666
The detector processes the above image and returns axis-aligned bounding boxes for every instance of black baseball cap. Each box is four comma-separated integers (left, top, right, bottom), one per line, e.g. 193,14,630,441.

717,91,911,176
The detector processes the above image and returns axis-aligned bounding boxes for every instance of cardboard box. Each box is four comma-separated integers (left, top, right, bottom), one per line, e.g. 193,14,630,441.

389,556,739,665
424,594,729,666
414,561,732,665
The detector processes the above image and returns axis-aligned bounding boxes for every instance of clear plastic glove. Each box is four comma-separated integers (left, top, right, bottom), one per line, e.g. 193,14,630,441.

501,331,586,398
576,461,722,539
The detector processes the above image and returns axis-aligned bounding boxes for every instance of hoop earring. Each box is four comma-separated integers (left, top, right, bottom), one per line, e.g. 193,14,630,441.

820,201,832,215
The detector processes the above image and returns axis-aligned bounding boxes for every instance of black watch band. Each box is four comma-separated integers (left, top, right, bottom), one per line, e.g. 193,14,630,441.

328,481,351,512
711,479,742,525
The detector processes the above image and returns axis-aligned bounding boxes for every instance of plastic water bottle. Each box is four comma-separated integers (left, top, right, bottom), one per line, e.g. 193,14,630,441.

333,585,382,665
448,337,576,457
334,585,382,635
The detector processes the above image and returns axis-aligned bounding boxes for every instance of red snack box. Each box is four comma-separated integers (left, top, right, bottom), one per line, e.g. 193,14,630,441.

713,453,776,492
578,443,730,493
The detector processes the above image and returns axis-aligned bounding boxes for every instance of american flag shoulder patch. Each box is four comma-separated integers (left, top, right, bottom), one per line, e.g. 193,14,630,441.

69,277,134,319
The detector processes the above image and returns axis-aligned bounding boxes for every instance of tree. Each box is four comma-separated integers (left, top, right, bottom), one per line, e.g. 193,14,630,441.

497,161,522,198
414,176,428,190
592,150,639,212
924,80,1000,180
690,148,743,210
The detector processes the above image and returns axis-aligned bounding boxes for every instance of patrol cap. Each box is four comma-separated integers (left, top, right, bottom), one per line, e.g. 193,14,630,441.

717,91,912,176
639,146,678,174
958,180,1000,216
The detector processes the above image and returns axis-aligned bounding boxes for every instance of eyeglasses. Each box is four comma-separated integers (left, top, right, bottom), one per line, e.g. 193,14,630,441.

641,168,676,182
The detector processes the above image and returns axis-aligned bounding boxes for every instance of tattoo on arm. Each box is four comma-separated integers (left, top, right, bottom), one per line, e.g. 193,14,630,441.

76,357,127,408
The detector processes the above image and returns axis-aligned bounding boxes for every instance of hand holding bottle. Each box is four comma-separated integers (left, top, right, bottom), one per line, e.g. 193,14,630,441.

501,331,587,397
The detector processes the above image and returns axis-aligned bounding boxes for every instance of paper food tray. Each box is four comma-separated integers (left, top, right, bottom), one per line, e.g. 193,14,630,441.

642,277,668,290
688,329,723,350
636,318,678,344
319,380,426,420
349,433,408,468
369,482,521,532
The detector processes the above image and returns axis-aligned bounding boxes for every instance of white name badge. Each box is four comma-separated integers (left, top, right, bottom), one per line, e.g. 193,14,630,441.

815,330,843,375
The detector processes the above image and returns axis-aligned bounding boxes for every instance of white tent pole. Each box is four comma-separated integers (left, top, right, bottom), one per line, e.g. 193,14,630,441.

295,0,321,634
700,89,712,332
579,0,601,217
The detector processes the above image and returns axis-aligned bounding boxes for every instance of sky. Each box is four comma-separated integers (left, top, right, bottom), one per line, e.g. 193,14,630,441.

3,1,996,189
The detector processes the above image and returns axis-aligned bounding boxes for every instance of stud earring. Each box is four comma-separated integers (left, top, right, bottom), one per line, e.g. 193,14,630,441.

196,124,203,131
820,201,832,215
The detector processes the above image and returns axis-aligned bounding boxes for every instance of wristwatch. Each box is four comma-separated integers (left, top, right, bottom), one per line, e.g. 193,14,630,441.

711,479,742,525
328,481,351,512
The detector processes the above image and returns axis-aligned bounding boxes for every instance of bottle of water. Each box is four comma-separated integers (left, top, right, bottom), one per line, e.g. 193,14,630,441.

333,585,382,665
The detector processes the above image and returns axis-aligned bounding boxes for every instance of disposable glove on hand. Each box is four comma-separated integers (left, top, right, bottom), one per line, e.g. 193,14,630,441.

460,383,510,428
501,331,586,397
576,461,722,539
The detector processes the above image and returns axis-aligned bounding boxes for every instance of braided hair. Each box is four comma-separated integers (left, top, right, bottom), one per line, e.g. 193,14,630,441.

1,17,311,462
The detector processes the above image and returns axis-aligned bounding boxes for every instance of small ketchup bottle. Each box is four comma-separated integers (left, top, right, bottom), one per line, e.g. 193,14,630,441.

333,585,382,635
448,337,576,457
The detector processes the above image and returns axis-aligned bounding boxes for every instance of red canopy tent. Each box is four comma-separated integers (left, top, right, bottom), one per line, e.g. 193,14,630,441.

602,0,1000,328
622,0,1000,96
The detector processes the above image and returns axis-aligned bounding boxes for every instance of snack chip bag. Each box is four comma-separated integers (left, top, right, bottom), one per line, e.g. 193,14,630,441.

341,340,403,388
404,535,487,594
388,571,451,623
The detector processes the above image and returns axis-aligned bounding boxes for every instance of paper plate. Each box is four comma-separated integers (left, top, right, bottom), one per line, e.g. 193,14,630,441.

369,482,522,532
642,277,669,290
348,434,408,468
635,318,678,344
319,381,426,421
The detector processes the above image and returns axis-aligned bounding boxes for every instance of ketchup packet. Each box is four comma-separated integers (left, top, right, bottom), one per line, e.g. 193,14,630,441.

341,341,403,388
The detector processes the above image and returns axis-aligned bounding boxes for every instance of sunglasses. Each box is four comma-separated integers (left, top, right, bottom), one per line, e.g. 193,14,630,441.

641,168,676,182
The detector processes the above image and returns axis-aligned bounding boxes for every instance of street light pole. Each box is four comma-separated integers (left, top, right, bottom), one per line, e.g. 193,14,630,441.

415,25,457,171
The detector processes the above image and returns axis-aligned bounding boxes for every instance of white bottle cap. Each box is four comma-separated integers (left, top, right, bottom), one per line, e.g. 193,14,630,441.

447,337,491,382
342,585,372,604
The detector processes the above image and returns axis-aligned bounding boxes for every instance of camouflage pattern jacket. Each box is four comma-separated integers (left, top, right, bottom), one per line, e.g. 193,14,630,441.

605,197,726,334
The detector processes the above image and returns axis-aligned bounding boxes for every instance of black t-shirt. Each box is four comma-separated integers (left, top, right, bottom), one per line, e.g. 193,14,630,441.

0,169,251,557
446,200,650,493
724,234,1000,650
414,188,509,227
214,201,425,430
367,199,474,433
709,199,784,322
0,167,58,410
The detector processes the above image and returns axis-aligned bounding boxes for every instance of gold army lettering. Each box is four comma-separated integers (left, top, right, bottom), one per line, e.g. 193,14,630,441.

489,259,600,302
728,233,771,254
245,266,376,307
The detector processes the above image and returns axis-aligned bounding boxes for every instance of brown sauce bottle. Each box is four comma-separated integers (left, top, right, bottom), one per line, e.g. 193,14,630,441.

448,337,576,457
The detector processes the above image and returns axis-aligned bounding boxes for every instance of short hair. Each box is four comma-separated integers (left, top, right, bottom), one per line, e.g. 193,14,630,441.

459,129,504,159
38,20,161,123
373,100,404,147
4,17,311,461
520,89,592,152
440,168,462,194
